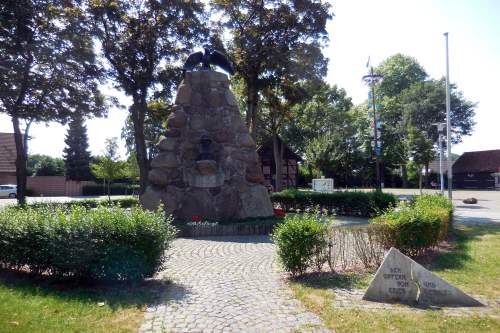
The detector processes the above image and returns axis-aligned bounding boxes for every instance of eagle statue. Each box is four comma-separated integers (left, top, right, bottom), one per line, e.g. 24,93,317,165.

182,47,235,76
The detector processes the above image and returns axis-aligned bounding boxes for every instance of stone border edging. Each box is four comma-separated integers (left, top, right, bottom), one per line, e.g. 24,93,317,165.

177,223,276,237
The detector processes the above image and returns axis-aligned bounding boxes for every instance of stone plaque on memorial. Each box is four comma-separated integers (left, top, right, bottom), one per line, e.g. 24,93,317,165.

363,248,483,307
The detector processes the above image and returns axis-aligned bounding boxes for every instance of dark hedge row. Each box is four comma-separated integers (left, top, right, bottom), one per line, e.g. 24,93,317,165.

82,184,140,196
27,197,139,209
271,189,397,217
0,205,176,280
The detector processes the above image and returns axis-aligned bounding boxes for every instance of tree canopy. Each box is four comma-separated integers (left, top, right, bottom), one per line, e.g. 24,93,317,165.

88,0,207,194
0,0,106,204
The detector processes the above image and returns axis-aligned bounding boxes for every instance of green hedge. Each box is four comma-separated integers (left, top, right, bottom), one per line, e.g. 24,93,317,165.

272,213,328,276
271,189,397,217
82,184,140,196
27,197,139,210
0,205,176,280
371,195,453,256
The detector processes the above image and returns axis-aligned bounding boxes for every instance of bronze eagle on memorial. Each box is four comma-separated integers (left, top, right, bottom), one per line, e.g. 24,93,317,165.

182,47,235,76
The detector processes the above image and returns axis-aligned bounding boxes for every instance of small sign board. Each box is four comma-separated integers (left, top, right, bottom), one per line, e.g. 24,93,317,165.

312,177,334,193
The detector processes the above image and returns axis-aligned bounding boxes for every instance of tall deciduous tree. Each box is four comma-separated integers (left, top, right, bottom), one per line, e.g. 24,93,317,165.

0,0,106,204
63,114,93,181
88,0,206,194
211,0,332,137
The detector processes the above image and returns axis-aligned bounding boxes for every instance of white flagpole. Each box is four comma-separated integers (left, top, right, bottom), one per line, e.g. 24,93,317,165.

444,32,452,200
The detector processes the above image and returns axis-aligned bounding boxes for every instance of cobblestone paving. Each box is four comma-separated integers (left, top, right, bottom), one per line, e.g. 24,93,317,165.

140,236,328,333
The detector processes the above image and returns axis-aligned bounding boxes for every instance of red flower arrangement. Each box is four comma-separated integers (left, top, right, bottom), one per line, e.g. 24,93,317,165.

191,215,202,222
273,208,286,218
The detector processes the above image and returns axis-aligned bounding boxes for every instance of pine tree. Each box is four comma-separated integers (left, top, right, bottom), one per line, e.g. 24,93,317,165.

63,115,93,181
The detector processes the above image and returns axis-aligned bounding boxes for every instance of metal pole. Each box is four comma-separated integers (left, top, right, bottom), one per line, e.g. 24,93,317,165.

444,32,452,200
371,67,381,191
439,133,444,194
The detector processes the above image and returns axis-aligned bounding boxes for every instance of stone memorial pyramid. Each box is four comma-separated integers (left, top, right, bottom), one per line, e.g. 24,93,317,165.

363,247,483,307
140,70,273,221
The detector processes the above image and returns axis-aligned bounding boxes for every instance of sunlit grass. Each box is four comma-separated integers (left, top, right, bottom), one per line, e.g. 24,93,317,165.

291,225,500,333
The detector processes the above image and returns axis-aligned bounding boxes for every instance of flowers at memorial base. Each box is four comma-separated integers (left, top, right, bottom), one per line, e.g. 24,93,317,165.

273,208,286,218
191,215,202,222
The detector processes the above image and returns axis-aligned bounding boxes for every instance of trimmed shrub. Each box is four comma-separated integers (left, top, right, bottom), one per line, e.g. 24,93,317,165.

371,195,453,256
28,197,139,210
0,204,176,280
272,213,329,276
271,189,397,217
82,183,140,196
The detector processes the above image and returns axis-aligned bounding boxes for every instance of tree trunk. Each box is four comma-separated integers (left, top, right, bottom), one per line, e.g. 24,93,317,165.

246,85,259,140
401,164,408,188
273,134,283,192
424,162,430,188
107,179,111,201
131,93,149,195
12,116,27,206
418,168,423,196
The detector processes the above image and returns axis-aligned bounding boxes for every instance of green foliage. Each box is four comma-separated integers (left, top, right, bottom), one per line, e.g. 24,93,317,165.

28,197,139,210
121,100,173,163
272,189,397,217
0,205,176,280
27,154,65,176
371,195,453,256
375,53,428,98
1,0,107,204
89,0,206,193
211,0,332,135
82,184,139,196
63,115,93,181
90,138,127,198
272,213,329,276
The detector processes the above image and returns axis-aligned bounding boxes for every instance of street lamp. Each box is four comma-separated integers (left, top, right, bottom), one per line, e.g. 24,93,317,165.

363,67,384,191
433,122,446,194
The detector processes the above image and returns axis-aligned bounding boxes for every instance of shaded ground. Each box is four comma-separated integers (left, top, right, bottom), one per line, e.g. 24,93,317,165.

0,269,168,333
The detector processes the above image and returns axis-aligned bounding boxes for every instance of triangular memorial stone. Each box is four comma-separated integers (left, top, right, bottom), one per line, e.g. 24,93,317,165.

363,247,418,304
411,260,483,306
363,248,483,307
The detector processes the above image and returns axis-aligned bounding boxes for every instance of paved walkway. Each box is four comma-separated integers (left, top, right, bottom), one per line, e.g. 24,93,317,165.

140,236,327,333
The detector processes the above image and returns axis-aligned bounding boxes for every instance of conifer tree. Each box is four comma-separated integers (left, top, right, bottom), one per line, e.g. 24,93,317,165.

63,115,93,181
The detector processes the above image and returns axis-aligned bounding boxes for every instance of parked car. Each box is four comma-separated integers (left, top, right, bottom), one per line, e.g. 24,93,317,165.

0,185,17,198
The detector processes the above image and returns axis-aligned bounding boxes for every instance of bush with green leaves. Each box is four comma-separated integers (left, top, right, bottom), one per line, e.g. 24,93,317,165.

271,189,397,217
27,197,139,210
272,212,329,276
82,183,139,196
0,204,176,280
371,195,453,256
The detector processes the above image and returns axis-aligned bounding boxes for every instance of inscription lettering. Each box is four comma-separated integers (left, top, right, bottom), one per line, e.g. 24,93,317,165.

388,287,405,294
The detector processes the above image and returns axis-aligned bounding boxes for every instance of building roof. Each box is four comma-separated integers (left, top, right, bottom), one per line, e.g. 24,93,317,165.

452,149,500,174
0,133,17,173
257,136,302,162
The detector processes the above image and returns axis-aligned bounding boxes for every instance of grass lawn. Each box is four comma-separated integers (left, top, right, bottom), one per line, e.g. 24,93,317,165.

0,270,168,333
290,224,500,333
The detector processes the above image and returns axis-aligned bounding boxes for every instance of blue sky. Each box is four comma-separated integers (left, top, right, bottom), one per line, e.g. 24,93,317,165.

1,0,499,157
